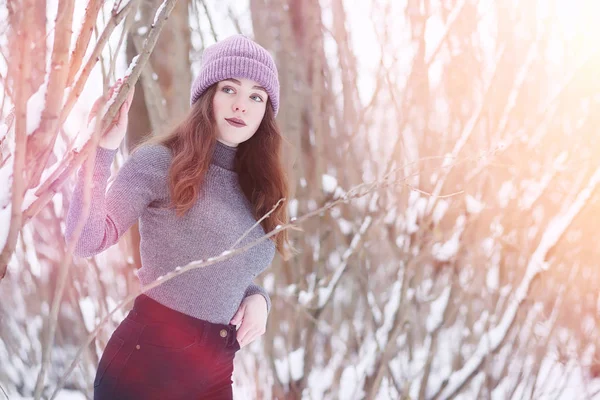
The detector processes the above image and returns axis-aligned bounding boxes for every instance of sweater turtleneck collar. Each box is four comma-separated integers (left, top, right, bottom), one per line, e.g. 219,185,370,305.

211,140,237,171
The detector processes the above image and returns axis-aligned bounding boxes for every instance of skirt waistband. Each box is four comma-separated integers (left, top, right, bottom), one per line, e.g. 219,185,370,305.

131,294,238,345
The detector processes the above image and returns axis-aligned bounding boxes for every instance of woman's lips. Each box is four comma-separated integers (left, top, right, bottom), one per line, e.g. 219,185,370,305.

225,118,246,127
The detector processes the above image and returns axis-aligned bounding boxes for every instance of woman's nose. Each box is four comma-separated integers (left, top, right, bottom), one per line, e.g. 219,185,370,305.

233,102,246,113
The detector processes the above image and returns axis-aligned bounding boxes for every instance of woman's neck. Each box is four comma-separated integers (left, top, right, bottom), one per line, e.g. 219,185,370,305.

211,140,237,171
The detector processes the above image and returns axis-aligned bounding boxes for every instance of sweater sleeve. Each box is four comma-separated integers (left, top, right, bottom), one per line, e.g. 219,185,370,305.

65,144,171,257
243,283,271,315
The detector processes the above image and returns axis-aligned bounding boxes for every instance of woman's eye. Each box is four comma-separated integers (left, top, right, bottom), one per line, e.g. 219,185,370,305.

222,87,234,94
251,95,263,102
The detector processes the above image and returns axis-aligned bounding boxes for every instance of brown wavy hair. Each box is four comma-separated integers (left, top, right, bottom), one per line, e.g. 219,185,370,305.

137,83,291,260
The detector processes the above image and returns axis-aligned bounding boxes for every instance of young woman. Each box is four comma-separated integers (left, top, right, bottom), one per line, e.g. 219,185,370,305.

65,34,290,399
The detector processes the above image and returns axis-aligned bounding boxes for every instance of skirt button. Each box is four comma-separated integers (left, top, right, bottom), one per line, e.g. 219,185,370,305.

136,344,140,350
219,329,228,338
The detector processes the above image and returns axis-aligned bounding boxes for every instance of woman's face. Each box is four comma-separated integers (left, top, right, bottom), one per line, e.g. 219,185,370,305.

212,77,268,147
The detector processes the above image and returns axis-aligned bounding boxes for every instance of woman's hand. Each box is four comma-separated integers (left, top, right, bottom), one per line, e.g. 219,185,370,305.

230,294,268,348
88,76,135,150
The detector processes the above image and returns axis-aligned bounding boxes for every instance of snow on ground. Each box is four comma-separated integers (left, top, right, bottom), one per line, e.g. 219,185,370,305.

5,389,86,400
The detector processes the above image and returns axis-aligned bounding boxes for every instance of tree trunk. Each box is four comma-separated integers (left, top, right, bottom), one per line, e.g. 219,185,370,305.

125,0,192,270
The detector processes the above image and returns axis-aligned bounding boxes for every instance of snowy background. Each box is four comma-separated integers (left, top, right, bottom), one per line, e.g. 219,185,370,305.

1,0,600,399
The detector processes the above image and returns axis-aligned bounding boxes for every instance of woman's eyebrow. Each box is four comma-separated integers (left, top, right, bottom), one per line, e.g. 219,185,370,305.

224,78,241,86
224,78,267,94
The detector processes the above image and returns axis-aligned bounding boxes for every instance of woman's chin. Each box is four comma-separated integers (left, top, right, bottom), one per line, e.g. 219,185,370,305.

216,138,239,147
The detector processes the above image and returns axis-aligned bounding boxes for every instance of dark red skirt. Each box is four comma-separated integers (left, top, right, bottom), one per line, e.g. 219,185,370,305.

93,294,240,399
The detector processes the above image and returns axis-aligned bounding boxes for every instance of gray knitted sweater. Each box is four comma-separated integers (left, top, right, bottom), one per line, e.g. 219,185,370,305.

65,141,275,325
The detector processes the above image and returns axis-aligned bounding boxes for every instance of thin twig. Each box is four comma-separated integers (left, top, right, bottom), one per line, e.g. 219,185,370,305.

0,0,33,278
35,96,106,400
227,6,243,34
229,198,285,251
405,184,464,199
200,0,218,42
66,0,103,88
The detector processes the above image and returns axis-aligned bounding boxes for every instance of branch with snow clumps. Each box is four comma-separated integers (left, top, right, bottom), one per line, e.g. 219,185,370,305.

430,165,600,399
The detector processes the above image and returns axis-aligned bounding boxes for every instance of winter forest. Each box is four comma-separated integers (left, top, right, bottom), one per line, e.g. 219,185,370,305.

0,0,599,399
